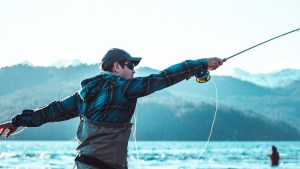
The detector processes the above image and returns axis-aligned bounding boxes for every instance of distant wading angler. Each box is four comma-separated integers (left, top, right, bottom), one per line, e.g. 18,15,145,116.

268,145,280,166
0,48,223,169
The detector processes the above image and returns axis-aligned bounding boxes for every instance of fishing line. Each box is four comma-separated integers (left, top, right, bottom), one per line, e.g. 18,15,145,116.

192,78,218,169
192,27,299,168
10,127,27,136
132,105,142,169
130,77,219,169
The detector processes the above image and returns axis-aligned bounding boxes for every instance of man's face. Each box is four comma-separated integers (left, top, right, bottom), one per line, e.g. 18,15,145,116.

118,61,135,79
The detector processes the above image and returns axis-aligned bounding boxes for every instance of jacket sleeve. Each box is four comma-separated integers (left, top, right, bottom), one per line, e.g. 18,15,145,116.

11,93,80,127
122,59,208,99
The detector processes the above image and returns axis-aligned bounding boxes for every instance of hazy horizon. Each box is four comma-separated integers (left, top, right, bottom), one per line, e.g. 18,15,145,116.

2,59,300,75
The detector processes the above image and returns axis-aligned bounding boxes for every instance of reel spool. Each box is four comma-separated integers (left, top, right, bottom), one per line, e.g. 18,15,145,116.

195,70,211,83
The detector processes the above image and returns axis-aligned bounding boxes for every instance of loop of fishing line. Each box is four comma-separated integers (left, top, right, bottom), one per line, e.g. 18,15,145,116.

193,77,218,169
130,77,219,169
132,105,142,169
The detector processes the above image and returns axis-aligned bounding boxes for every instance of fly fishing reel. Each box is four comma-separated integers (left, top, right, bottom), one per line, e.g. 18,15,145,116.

195,70,211,83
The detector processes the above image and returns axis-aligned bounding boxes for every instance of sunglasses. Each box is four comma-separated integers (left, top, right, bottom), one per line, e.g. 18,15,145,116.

121,62,135,71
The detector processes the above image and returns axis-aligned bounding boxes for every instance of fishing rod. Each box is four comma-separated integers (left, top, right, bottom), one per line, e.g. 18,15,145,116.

192,27,300,169
195,27,300,83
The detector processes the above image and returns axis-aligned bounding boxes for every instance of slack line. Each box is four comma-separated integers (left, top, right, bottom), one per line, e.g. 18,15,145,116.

192,27,300,168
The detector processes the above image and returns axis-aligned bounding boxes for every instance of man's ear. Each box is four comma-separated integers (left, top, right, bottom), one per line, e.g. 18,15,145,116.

112,62,120,73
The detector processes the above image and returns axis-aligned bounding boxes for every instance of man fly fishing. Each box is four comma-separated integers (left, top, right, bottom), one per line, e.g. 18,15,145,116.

0,48,223,168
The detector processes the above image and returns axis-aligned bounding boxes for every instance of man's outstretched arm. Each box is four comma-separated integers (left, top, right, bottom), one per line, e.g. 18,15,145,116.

122,57,223,98
0,93,81,138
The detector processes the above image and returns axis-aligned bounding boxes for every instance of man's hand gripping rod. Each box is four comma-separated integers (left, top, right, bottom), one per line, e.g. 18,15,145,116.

196,27,300,83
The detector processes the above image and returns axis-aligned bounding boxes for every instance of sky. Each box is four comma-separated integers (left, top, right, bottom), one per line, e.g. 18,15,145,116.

0,0,299,75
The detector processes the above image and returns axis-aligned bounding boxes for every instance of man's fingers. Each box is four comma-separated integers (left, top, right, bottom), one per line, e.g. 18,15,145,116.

206,57,225,71
218,60,223,66
208,66,217,71
0,128,6,136
213,58,224,69
216,58,223,66
6,130,14,138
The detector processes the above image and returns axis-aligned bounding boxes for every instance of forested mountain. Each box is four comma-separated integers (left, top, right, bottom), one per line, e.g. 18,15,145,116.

231,68,300,88
0,64,299,140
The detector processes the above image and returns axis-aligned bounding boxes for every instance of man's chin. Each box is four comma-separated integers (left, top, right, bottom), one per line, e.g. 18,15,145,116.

125,76,133,79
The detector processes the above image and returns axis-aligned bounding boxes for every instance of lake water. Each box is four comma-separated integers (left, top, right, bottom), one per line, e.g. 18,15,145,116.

0,141,299,169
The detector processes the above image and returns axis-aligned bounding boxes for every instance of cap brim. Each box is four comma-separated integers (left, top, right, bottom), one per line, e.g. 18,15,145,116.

128,57,142,66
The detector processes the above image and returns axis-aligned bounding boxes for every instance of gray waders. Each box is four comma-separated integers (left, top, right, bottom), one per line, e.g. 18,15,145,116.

75,117,132,169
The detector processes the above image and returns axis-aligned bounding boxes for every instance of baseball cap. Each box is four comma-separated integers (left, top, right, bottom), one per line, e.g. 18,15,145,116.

101,48,142,70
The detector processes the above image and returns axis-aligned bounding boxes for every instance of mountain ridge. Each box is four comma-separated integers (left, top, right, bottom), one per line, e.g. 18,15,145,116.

231,67,300,88
0,64,299,140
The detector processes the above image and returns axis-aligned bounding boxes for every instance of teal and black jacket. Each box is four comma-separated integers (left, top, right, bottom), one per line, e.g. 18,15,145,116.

12,59,208,127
